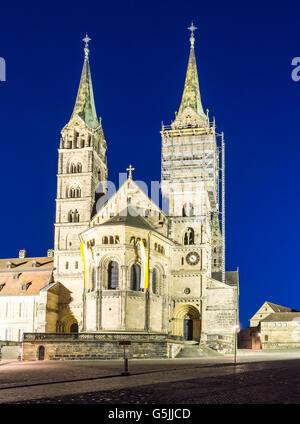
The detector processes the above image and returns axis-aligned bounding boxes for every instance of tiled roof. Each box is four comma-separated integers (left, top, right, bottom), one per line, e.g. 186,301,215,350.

0,257,54,296
0,257,53,271
265,302,298,313
261,312,300,322
99,206,155,231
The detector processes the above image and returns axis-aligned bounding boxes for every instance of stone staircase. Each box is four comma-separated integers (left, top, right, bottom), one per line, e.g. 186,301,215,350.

176,341,223,358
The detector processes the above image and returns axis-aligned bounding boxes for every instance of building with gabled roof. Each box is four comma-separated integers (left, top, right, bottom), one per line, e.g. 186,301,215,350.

250,301,299,328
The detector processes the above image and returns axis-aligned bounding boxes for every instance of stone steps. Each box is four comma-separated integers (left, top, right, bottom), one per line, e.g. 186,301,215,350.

176,342,223,358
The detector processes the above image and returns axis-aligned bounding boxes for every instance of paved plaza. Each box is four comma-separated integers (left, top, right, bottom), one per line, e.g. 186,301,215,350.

1,351,300,404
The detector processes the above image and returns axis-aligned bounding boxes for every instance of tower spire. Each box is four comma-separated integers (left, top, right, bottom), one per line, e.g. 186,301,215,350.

177,23,207,121
70,34,99,130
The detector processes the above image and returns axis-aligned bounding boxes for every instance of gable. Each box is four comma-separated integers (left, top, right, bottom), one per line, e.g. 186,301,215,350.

91,178,168,230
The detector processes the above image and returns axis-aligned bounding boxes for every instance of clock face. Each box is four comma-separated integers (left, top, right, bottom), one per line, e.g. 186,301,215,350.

186,251,200,265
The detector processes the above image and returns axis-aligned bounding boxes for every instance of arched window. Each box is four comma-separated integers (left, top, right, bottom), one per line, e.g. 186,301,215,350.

108,261,119,289
69,187,81,198
74,210,79,222
142,239,147,248
130,236,135,244
103,236,108,244
152,269,157,294
130,264,141,291
77,163,82,172
184,228,194,245
109,236,114,244
68,210,73,222
183,203,194,217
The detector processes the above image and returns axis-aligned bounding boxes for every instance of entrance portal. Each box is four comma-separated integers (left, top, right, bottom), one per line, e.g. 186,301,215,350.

38,345,45,360
183,317,193,340
70,323,78,333
172,304,201,342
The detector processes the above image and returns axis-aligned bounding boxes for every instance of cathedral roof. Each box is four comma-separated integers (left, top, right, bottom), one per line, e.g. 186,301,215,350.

70,35,99,130
176,25,207,122
99,206,155,231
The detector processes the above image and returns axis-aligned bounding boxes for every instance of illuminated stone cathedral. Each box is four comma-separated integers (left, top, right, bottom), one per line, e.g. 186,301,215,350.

0,27,239,359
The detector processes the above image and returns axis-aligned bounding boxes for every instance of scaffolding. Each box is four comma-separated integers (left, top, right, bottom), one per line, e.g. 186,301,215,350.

160,120,226,282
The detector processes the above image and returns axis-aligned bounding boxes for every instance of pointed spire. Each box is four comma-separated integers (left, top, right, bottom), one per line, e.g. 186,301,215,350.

177,23,207,121
70,34,100,130
211,212,222,238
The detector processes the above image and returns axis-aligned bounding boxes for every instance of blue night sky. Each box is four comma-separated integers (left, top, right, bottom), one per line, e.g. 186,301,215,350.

0,1,299,328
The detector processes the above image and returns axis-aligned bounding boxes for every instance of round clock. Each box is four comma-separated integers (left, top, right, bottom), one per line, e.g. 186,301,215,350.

186,251,200,265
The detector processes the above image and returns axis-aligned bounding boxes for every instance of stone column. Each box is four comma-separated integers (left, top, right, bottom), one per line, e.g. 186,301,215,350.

161,274,168,333
96,265,103,330
120,265,128,329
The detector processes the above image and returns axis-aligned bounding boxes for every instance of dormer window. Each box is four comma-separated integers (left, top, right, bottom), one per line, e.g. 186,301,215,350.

21,283,31,292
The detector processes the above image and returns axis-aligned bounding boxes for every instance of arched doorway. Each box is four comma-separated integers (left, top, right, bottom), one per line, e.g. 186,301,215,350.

172,304,201,342
38,345,45,360
183,314,194,340
70,323,78,333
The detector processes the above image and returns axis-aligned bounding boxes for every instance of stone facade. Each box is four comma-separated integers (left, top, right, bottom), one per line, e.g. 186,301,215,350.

22,333,182,361
260,313,300,350
5,31,240,359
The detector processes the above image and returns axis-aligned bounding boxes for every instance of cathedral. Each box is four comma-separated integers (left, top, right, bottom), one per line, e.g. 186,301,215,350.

0,26,239,359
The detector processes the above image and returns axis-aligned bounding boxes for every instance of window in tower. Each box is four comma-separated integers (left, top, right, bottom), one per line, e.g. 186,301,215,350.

130,264,141,291
65,261,69,270
183,203,194,217
108,261,119,289
213,259,217,267
74,210,79,222
68,211,73,222
184,228,194,245
75,261,78,269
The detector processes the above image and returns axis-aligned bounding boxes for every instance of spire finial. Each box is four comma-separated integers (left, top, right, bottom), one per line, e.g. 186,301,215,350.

188,22,197,48
83,33,91,59
126,164,135,179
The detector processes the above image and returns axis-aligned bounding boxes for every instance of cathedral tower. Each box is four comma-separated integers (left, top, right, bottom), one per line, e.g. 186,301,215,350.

53,36,107,331
161,24,236,349
161,24,220,267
